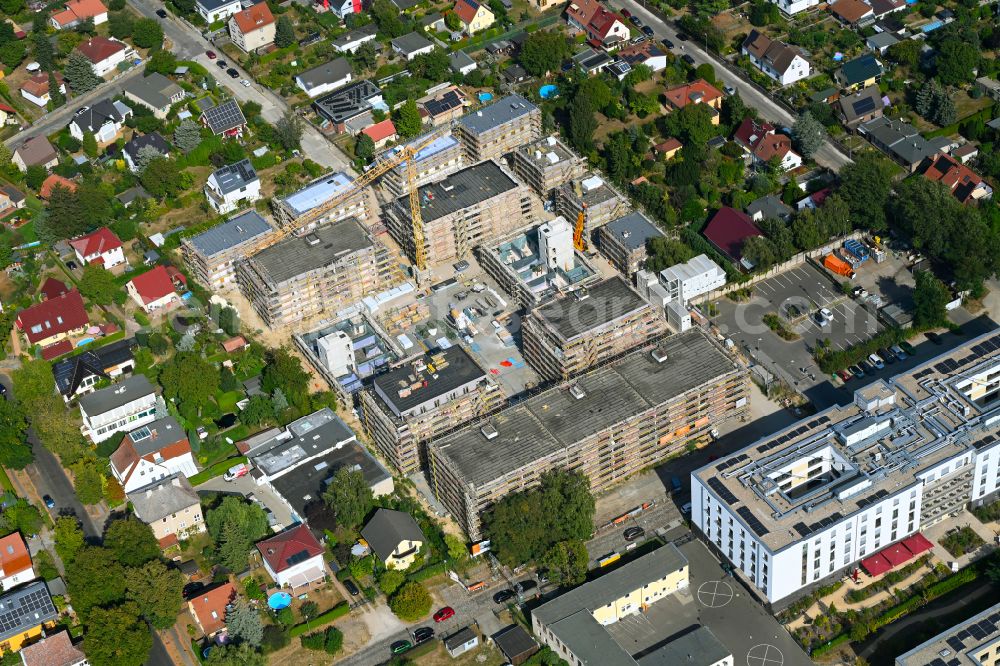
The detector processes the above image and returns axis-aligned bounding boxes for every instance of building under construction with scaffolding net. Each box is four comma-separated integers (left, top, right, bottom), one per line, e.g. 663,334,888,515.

427,328,749,540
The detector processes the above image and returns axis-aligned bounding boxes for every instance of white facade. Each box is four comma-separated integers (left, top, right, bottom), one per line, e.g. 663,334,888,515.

777,149,804,171
658,254,726,304
80,390,158,443
537,216,574,271
114,451,199,494
263,552,325,588
329,0,355,18
317,331,354,377
666,300,691,332
85,45,132,77
75,244,124,269
196,0,241,22
68,101,132,143
0,565,35,591
204,170,261,214
745,51,811,86
771,0,820,14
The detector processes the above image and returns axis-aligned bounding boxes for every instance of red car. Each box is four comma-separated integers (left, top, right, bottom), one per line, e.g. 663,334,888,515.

621,8,631,17
206,50,217,59
836,369,853,382
433,607,455,623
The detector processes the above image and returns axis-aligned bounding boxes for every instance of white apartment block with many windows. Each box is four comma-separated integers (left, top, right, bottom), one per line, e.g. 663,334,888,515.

692,329,1000,607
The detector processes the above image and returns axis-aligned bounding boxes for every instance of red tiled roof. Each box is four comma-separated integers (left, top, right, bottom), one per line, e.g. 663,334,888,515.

860,553,891,576
231,3,274,35
0,532,32,579
41,339,74,360
362,119,397,143
111,435,192,487
190,582,236,636
734,116,775,148
221,335,248,353
664,79,723,110
76,36,126,65
0,103,14,114
39,174,77,200
703,206,762,264
565,0,625,42
753,133,794,162
734,117,794,162
19,631,87,666
257,524,323,574
16,289,88,345
901,532,934,556
21,73,60,99
654,138,683,153
453,0,481,25
829,0,873,22
69,227,122,259
918,153,990,204
128,265,176,304
51,0,108,26
39,276,69,301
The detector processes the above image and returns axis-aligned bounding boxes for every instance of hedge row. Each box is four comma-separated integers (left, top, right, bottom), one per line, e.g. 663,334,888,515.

288,602,350,638
810,633,851,658
406,561,450,582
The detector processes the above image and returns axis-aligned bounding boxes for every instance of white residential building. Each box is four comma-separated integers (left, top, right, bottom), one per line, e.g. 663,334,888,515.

204,159,260,214
770,0,820,15
692,330,1000,607
78,375,158,443
68,98,132,143
69,227,125,269
741,30,811,86
294,58,353,99
110,416,198,493
195,0,241,23
0,533,34,592
256,524,327,589
659,254,727,304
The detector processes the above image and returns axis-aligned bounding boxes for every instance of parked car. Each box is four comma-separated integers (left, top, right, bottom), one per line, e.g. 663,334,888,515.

454,260,470,273
227,68,239,79
621,8,631,17
493,589,515,604
723,84,737,96
624,526,645,541
42,495,55,509
156,8,167,17
414,627,434,643
926,331,943,345
537,569,549,583
661,38,675,49
629,15,642,26
641,25,654,36
206,50,216,59
879,347,896,364
681,54,696,66
859,360,874,374
836,369,852,382
240,79,251,87
815,308,834,326
391,640,412,654
676,32,688,40
517,580,537,593
217,60,227,69
681,502,692,514
868,353,885,370
849,364,864,378
223,463,248,481
901,341,917,355
890,344,907,360
342,579,360,596
433,607,455,623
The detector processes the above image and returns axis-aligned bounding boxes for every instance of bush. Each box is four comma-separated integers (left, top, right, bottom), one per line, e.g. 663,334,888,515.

974,499,1000,523
388,582,432,622
940,526,985,557
288,602,350,638
406,561,450,582
261,624,289,653
300,631,325,651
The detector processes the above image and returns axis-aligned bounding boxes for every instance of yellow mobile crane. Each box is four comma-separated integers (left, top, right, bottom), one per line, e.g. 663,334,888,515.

244,128,450,271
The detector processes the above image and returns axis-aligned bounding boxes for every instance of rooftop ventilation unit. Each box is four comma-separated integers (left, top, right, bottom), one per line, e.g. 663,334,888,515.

481,422,498,439
651,347,669,363
305,233,320,246
569,384,586,400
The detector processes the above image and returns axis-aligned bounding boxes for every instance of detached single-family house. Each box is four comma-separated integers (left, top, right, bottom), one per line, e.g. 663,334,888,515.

196,0,241,22
952,143,978,164
228,3,276,53
126,265,185,313
18,630,87,666
20,72,66,108
746,194,793,222
858,116,947,172
69,98,132,144
453,0,494,35
15,289,88,349
829,0,874,24
0,583,58,655
618,41,668,72
835,53,884,91
0,185,25,217
866,32,899,54
565,0,629,47
326,0,359,18
870,0,906,18
0,103,16,127
39,174,76,200
391,32,435,61
741,30,811,86
256,524,327,589
331,24,377,54
772,0,820,16
75,36,133,77
361,509,426,570
361,118,397,148
52,337,135,401
733,117,802,171
70,227,125,268
295,58,353,98
123,132,170,173
123,73,185,119
200,100,247,138
664,79,723,124
188,583,236,638
128,473,205,547
422,12,446,32
449,50,478,76
50,0,108,29
654,137,683,160
703,206,764,271
835,85,884,129
204,159,260,214
918,153,993,204
110,416,198,493
79,374,159,443
13,136,58,173
0,532,34,591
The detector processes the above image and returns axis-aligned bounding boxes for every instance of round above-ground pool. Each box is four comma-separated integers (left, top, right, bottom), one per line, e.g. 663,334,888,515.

539,84,558,99
75,337,95,347
268,592,292,610
478,92,493,103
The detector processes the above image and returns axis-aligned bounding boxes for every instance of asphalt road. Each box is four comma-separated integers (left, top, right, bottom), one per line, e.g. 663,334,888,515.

611,0,852,173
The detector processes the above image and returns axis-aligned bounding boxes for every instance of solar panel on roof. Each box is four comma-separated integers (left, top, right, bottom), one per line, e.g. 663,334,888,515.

947,636,965,651
979,620,995,633
852,96,877,115
956,630,970,640
969,626,986,639
947,659,961,666
285,549,312,566
737,506,770,536
707,477,739,505
793,522,810,537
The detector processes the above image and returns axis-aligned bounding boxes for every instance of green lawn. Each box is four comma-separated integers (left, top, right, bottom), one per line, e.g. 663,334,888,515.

188,455,246,486
216,390,243,413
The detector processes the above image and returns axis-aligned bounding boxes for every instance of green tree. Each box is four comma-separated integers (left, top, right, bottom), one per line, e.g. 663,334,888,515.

568,93,597,153
749,0,780,25
444,533,467,562
273,111,303,151
0,0,24,14
261,347,310,405
132,18,164,49
174,119,203,153
48,71,66,107
886,39,920,69
239,394,274,428
82,602,153,666
693,62,716,83
226,596,264,647
159,352,220,415
0,399,30,469
325,627,344,654
105,517,160,566
275,15,295,48
645,237,694,272
837,153,895,231
741,235,779,270
355,133,375,164
348,555,374,580
78,263,118,305
659,102,716,147
72,459,104,505
484,470,595,566
66,546,127,616
108,11,134,39
141,157,187,199
0,499,42,537
539,539,588,586
205,643,266,666
125,560,185,629
54,516,86,564
913,270,951,328
519,30,571,76
393,100,422,139
378,569,406,596
445,10,462,30
389,581,432,621
82,130,99,158
791,110,825,159
12,360,87,463
64,51,101,94
25,165,47,190
145,49,178,75
322,467,373,530
32,32,54,71
936,37,979,85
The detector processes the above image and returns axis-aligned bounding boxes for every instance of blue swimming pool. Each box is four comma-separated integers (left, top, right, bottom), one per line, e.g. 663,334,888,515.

539,84,558,99
268,592,292,610
478,92,493,102
76,337,95,347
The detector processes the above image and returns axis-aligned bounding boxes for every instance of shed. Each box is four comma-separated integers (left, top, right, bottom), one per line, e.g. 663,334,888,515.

445,626,479,657
492,625,538,665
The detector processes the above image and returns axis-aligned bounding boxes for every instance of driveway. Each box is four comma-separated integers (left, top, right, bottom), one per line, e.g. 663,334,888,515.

610,0,851,172
194,474,296,529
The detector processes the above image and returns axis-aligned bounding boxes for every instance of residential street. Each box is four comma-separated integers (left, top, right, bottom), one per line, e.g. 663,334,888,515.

610,0,853,173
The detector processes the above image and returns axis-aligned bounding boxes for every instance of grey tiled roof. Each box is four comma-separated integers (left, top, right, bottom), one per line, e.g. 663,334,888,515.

188,209,271,256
